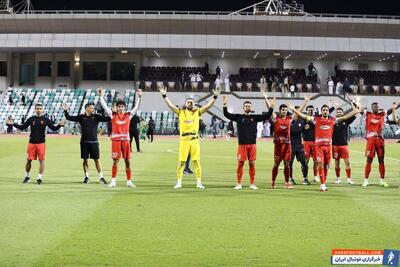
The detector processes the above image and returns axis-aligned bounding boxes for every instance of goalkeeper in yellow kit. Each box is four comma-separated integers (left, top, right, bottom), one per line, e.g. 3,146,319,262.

159,85,221,189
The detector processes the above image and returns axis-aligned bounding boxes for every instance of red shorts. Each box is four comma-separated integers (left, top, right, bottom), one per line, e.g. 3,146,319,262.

112,140,131,160
27,143,46,160
274,142,291,162
365,138,385,158
237,144,256,161
303,141,315,159
332,145,350,160
315,145,331,166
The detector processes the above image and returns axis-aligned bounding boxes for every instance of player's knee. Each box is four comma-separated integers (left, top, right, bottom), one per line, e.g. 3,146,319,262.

367,157,373,163
378,157,384,164
113,159,119,165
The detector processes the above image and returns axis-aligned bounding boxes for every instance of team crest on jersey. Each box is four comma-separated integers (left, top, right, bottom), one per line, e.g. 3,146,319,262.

116,120,126,125
320,125,330,130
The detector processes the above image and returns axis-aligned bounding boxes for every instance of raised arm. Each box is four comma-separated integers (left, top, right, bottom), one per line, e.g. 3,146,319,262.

199,86,221,114
97,88,113,117
293,95,311,120
45,117,65,131
10,116,33,130
62,103,81,122
159,85,179,114
222,95,237,121
386,103,400,116
130,89,142,117
288,103,314,123
336,106,361,123
261,86,277,120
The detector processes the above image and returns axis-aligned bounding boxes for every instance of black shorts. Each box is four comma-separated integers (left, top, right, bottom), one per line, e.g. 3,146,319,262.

80,142,100,160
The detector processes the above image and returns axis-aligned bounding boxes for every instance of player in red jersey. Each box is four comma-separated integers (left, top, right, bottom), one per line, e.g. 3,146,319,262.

289,99,360,191
98,88,142,188
362,102,400,187
268,101,294,189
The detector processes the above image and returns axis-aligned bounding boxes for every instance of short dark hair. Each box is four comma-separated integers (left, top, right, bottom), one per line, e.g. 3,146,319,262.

35,103,43,108
306,105,314,110
243,101,252,106
115,100,126,107
321,104,329,110
295,106,300,109
336,107,344,112
371,102,378,106
85,102,95,109
279,104,288,110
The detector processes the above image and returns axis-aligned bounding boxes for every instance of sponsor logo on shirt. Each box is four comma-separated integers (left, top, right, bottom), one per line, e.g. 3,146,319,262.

280,125,288,129
115,120,126,125
185,120,193,124
371,119,380,124
320,125,331,130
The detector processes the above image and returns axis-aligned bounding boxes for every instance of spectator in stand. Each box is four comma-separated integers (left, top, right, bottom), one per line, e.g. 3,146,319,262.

129,114,142,152
106,91,112,103
6,116,13,134
204,62,209,74
328,77,334,95
260,75,267,85
358,76,364,94
216,66,221,77
283,76,289,93
307,62,317,78
263,120,271,137
196,72,203,82
8,95,13,105
21,115,26,125
334,64,340,76
290,83,296,98
180,71,186,90
336,80,342,95
189,72,196,83
218,120,225,137
174,119,179,135
224,73,230,92
21,93,26,106
315,107,320,116
215,75,222,90
343,77,351,97
50,113,56,123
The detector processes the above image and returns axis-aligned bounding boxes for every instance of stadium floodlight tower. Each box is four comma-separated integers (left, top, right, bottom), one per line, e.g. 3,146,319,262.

0,0,33,14
230,0,312,16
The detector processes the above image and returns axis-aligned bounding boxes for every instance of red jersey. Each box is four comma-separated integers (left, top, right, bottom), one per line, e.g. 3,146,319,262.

111,112,131,141
273,115,292,144
365,111,385,139
314,116,335,146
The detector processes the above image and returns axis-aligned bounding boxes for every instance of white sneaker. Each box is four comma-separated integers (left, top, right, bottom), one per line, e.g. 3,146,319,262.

196,182,205,189
347,178,355,185
362,180,369,187
126,180,136,188
108,182,116,188
334,178,342,184
320,184,328,192
173,181,182,189
234,184,242,190
313,176,320,183
249,184,259,190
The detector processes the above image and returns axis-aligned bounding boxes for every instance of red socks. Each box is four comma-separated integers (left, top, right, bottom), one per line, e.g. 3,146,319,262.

249,162,255,184
272,165,278,182
335,167,340,178
283,166,290,183
112,165,117,178
364,161,372,179
236,161,244,184
126,168,132,181
345,168,351,179
379,163,385,179
319,166,326,184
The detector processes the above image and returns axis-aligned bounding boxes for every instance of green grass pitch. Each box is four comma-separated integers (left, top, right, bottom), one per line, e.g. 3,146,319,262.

0,135,399,266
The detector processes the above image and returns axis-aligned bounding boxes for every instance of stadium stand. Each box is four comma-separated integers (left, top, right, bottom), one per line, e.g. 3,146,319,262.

334,70,400,95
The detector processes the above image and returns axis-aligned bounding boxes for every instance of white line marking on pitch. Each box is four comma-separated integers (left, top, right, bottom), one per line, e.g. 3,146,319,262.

349,149,400,162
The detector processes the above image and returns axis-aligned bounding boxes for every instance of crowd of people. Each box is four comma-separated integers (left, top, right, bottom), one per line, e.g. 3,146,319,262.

5,84,400,191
